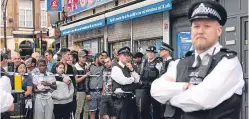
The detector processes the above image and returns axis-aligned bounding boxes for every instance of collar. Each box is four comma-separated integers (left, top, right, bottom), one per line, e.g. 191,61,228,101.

48,59,54,63
148,57,155,62
163,56,172,61
194,42,222,60
75,62,85,70
118,61,125,68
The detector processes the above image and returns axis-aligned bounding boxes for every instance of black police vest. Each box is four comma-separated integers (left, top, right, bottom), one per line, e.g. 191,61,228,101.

175,48,242,119
160,58,174,76
141,58,160,83
112,64,141,92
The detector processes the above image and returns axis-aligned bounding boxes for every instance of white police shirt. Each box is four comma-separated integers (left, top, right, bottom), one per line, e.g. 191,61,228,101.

111,61,140,93
0,89,14,113
0,76,12,93
150,42,245,112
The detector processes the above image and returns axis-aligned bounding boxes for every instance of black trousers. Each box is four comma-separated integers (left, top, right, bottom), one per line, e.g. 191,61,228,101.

71,95,77,117
53,103,72,119
113,94,138,119
141,88,163,119
1,112,10,119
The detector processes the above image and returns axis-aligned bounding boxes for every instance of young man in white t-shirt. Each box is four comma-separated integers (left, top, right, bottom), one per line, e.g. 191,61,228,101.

33,59,57,119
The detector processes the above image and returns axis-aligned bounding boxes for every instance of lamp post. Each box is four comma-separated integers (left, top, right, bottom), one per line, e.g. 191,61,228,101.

1,0,8,50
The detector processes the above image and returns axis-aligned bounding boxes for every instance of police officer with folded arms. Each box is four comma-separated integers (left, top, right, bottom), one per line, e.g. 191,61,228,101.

159,42,174,77
140,46,163,119
158,42,177,119
111,47,140,119
151,1,244,119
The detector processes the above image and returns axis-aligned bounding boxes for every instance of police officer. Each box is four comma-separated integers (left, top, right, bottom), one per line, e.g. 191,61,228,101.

111,47,140,119
159,42,174,76
140,46,162,119
151,1,244,119
158,42,177,119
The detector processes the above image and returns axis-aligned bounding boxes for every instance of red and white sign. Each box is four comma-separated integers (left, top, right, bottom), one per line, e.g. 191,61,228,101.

51,0,59,9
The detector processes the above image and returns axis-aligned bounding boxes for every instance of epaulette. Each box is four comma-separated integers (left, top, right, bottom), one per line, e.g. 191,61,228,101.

220,48,237,59
185,51,194,57
154,57,163,63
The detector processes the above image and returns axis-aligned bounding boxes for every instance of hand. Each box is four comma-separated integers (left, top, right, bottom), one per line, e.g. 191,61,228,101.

41,81,51,86
8,104,14,112
63,79,71,85
182,83,194,91
126,63,134,71
86,71,91,76
86,95,92,101
165,76,176,82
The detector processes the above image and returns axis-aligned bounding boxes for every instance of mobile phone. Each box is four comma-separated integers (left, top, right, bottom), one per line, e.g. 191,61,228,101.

7,62,14,72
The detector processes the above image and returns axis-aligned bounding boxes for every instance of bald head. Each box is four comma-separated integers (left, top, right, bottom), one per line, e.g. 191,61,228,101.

11,52,21,67
32,52,41,60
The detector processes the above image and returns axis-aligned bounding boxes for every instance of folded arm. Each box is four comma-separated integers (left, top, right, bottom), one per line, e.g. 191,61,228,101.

111,66,134,85
151,60,186,104
170,57,245,112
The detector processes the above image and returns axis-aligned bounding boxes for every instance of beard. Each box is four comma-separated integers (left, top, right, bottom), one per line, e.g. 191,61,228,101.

193,37,209,51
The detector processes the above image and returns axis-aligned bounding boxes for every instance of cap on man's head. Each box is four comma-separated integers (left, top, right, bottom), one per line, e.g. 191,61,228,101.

146,46,157,53
160,42,174,52
188,1,227,26
118,47,131,55
134,52,144,58
78,49,87,57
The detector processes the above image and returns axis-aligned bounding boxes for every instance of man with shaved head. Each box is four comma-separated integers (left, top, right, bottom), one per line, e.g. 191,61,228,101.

11,51,21,69
32,52,41,61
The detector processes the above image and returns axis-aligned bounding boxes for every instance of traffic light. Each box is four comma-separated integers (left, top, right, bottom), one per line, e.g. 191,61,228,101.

41,40,47,54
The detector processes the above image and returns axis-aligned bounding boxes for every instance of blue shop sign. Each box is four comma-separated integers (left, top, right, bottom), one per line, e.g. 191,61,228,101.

176,31,193,58
107,0,172,25
61,19,105,36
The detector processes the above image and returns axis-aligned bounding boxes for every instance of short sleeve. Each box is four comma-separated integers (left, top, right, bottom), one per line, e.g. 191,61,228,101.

26,76,33,87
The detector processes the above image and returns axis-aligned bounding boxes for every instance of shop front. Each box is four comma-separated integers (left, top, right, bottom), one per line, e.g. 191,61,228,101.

60,15,105,55
105,0,172,56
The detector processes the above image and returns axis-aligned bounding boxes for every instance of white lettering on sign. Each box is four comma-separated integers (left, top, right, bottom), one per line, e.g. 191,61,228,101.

225,26,236,32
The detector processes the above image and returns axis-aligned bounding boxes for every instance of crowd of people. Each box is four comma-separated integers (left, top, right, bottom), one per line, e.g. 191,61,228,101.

0,1,246,119
0,42,174,119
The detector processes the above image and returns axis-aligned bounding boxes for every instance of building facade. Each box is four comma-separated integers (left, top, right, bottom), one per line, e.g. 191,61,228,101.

1,0,55,57
60,0,171,57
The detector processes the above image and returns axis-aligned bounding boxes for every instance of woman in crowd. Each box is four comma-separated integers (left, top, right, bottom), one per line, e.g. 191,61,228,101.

51,62,74,119
15,62,33,119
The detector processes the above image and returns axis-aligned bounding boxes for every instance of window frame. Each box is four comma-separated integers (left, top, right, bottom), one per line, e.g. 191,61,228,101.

40,1,47,28
19,0,33,28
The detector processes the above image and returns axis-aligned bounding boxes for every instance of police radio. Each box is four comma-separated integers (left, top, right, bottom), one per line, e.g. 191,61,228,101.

189,48,216,85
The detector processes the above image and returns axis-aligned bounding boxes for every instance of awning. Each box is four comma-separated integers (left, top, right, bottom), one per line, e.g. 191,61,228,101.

60,15,105,36
105,0,172,25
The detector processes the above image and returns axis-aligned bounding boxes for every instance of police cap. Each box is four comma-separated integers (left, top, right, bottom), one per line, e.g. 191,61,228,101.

160,42,174,52
118,47,131,55
188,1,227,26
146,46,157,53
